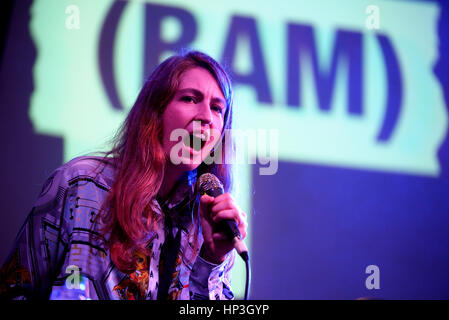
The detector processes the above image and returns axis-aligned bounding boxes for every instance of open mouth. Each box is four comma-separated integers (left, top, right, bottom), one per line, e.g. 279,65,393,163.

183,133,207,152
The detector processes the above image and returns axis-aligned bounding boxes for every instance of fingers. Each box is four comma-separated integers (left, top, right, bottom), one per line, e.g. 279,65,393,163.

199,194,215,220
200,193,248,240
212,210,248,240
210,193,238,211
210,221,247,241
211,209,239,222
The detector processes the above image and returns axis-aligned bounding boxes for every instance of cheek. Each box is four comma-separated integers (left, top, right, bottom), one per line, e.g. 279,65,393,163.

212,113,225,131
213,121,225,142
162,126,181,159
161,113,190,157
161,114,177,152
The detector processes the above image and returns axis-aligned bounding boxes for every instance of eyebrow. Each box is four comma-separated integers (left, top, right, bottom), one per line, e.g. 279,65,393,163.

178,88,226,106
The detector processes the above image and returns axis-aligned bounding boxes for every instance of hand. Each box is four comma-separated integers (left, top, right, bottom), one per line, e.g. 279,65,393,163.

199,193,247,264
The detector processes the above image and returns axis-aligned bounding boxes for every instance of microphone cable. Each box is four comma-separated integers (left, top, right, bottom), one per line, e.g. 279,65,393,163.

239,250,251,301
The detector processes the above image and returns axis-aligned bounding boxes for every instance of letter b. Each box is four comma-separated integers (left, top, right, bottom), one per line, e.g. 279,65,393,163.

144,4,197,79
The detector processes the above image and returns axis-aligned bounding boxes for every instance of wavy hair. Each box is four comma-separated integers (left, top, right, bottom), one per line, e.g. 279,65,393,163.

99,51,234,273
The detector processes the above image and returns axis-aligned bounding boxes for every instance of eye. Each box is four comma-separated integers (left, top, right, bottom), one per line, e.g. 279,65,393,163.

180,96,196,103
211,104,224,114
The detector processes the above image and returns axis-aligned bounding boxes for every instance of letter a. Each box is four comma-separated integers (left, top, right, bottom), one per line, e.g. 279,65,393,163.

65,5,80,30
365,5,380,30
365,265,380,289
65,265,80,289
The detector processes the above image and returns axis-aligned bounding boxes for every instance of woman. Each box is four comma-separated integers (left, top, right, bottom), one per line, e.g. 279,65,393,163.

0,51,247,300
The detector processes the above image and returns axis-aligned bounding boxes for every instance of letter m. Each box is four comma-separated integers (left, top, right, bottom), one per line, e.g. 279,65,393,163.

287,24,363,115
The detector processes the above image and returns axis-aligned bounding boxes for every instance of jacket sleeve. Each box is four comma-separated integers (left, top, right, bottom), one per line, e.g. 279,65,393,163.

0,166,70,300
189,249,236,300
0,157,111,300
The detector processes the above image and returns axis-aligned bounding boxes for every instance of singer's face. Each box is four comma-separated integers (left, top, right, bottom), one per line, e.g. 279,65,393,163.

161,67,226,171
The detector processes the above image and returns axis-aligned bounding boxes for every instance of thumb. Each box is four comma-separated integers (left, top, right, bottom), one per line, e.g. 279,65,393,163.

200,194,215,204
199,194,214,218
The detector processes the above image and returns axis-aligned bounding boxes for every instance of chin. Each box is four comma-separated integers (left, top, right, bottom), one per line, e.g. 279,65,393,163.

170,152,204,172
180,161,202,172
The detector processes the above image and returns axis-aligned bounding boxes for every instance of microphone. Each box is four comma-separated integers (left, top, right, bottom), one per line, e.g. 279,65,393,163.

197,173,249,260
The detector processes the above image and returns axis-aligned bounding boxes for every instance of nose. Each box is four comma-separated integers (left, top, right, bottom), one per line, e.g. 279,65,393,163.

195,101,212,125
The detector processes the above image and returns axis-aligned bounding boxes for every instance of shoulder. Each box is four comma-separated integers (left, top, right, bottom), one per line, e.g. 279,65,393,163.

60,156,116,190
34,155,116,206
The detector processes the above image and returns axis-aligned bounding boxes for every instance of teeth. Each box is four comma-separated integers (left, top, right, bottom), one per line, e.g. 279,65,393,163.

192,135,203,151
193,133,206,141
184,133,207,151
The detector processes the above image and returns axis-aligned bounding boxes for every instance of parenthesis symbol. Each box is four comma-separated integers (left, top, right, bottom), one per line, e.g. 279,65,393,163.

376,33,403,142
98,1,128,111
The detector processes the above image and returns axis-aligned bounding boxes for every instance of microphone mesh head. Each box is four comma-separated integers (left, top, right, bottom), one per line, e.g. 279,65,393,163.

197,173,223,195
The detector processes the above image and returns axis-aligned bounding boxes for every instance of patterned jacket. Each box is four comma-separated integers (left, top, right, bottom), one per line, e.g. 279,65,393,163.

0,156,235,300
